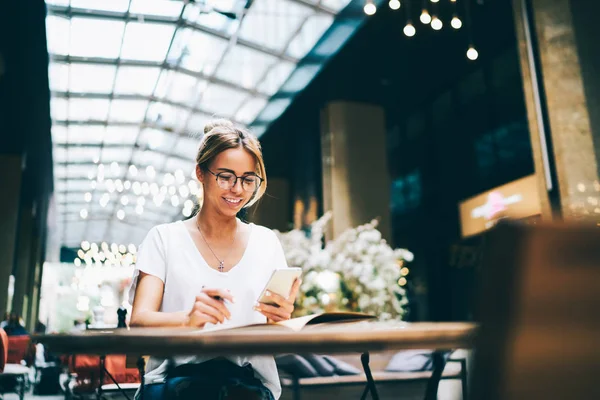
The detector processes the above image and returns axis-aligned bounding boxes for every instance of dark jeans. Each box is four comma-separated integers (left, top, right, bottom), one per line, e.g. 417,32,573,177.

142,359,275,400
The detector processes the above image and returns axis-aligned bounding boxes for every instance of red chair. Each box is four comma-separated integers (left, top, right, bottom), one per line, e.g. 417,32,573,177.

0,328,8,373
6,336,32,365
1,334,31,400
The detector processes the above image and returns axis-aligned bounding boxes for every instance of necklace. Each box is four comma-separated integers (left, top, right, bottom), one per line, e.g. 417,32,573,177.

196,216,238,272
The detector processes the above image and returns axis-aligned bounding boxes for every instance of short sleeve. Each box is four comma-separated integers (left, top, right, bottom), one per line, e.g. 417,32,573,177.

127,226,167,305
269,231,289,271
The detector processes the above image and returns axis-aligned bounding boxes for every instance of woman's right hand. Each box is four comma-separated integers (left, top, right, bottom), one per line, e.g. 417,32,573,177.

186,288,234,328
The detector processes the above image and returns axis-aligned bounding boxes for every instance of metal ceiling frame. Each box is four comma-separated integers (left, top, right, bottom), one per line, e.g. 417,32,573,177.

49,0,358,249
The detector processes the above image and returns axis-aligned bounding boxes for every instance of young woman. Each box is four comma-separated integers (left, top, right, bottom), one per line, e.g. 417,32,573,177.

129,119,300,399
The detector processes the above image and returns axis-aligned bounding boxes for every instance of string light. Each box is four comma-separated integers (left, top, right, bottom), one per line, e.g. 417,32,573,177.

451,16,462,29
431,16,443,30
117,209,125,220
364,0,376,15
420,9,432,24
389,0,400,10
404,23,416,37
84,192,92,202
80,209,88,219
467,46,479,60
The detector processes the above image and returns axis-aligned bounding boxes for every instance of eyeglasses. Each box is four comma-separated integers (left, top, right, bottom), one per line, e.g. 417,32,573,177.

206,169,263,192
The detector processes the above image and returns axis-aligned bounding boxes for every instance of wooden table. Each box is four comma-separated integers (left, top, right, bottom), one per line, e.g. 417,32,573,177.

34,321,477,400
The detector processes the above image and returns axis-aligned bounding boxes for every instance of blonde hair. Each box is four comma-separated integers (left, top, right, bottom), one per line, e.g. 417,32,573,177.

196,119,267,208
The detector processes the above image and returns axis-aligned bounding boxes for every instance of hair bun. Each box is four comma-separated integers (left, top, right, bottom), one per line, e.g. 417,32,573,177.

204,119,235,134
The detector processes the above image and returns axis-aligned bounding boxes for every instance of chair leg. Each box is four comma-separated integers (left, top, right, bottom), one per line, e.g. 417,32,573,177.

460,359,468,400
19,375,25,400
424,351,448,400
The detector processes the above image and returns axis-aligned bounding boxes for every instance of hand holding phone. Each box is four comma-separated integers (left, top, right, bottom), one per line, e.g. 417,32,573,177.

257,267,302,306
254,268,302,323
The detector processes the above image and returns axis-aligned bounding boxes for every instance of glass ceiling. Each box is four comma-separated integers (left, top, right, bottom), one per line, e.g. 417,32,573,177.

46,0,357,251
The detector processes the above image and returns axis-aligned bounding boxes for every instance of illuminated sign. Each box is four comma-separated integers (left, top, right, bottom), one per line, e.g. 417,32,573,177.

459,175,542,238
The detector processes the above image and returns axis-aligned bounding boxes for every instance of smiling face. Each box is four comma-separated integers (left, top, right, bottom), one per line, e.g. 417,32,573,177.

197,147,259,217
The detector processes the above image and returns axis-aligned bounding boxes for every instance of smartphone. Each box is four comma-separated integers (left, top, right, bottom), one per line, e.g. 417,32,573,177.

257,267,302,306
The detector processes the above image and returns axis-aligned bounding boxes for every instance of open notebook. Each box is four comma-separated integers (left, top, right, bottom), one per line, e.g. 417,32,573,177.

201,312,376,333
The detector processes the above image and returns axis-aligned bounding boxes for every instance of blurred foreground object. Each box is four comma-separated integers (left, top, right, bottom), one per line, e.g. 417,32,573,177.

473,221,600,399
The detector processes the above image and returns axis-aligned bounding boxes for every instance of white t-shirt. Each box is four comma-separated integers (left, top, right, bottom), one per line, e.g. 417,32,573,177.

128,220,286,399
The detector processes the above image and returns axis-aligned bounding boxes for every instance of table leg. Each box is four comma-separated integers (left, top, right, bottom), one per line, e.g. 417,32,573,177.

98,355,105,400
137,356,146,400
360,352,380,400
424,351,447,400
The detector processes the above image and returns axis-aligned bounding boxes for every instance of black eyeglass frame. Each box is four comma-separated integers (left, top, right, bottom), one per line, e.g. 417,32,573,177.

205,168,264,192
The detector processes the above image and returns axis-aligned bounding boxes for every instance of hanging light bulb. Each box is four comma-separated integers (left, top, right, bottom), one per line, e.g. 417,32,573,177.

467,46,479,60
420,9,431,24
430,0,439,2
389,0,400,10
364,0,376,15
431,16,443,30
403,22,416,37
451,15,462,29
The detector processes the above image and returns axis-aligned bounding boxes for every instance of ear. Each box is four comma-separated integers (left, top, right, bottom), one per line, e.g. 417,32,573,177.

196,165,204,183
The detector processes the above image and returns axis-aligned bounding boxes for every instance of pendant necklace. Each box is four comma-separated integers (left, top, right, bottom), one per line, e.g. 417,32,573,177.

196,216,237,272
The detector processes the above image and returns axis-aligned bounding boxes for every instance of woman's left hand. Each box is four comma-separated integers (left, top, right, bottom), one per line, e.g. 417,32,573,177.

254,278,301,323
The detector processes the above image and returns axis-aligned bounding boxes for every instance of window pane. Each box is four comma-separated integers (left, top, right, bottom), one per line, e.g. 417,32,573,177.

53,146,68,163
168,28,228,75
67,146,100,163
53,164,67,179
235,97,267,124
52,125,68,144
70,17,125,58
320,0,352,12
67,179,92,192
256,61,295,95
68,126,106,144
101,147,133,163
155,70,206,105
255,98,291,122
185,113,209,135
146,102,189,132
109,100,149,123
70,0,129,12
173,136,200,161
238,0,312,52
129,0,183,18
69,63,117,93
48,62,69,92
120,22,176,62
216,46,277,89
132,149,166,168
183,4,237,36
69,98,111,121
104,126,139,145
286,13,333,59
46,15,70,55
164,157,193,174
67,164,97,179
114,66,161,96
51,97,68,120
138,128,177,151
199,84,246,116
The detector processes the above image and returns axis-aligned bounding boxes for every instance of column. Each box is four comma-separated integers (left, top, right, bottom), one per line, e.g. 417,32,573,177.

0,155,23,315
11,204,34,320
320,101,392,240
513,0,600,220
